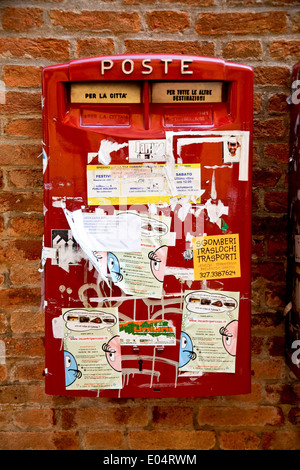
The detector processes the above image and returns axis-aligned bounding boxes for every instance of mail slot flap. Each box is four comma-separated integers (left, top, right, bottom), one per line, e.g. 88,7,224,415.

69,81,226,104
70,82,142,104
68,54,227,82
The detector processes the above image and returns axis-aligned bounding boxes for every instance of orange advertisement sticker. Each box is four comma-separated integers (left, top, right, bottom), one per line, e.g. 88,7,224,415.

193,234,241,281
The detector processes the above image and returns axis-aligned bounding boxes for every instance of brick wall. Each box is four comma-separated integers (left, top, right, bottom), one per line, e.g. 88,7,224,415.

0,0,299,451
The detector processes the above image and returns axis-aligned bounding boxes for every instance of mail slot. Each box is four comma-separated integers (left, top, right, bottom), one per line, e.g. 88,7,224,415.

42,55,253,398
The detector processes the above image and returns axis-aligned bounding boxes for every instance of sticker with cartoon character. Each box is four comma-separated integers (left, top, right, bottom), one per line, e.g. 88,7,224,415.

62,307,122,390
94,212,171,298
179,290,240,374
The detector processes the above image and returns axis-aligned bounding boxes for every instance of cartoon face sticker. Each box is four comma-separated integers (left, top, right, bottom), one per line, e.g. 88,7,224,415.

102,335,122,372
179,331,197,368
64,350,82,387
148,245,168,282
93,251,108,276
107,252,123,284
219,320,238,356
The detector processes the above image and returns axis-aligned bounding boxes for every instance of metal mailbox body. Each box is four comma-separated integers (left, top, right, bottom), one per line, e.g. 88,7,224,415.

42,55,253,398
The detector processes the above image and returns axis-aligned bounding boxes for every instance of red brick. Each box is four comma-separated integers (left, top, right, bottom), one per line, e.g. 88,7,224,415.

4,336,44,358
0,313,7,333
49,10,141,33
267,235,287,257
252,336,264,355
251,358,285,379
152,406,194,427
13,409,54,429
124,40,215,56
292,12,300,33
219,431,261,450
265,283,286,308
265,384,299,405
198,406,283,426
0,431,78,450
268,93,289,114
10,263,41,287
0,239,42,262
0,365,7,382
15,360,45,381
0,384,52,406
267,336,285,357
2,8,43,31
264,190,288,213
128,430,216,450
62,406,148,430
253,93,263,114
0,192,43,213
9,263,42,288
0,288,41,308
254,66,290,86
85,431,126,450
2,65,42,88
11,309,44,333
4,118,43,139
146,11,190,31
0,144,42,166
263,431,300,450
125,0,214,3
76,38,115,58
253,118,286,139
252,168,282,187
7,168,43,190
252,215,287,236
224,383,263,403
269,40,300,60
288,407,300,425
195,11,287,35
252,261,285,283
0,37,70,61
7,216,44,238
222,40,262,59
0,92,41,114
251,312,283,331
264,143,289,164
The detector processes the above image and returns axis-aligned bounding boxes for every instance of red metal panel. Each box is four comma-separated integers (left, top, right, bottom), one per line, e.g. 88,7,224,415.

42,55,253,397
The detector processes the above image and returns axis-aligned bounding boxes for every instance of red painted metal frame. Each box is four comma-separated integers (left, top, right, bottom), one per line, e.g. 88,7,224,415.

42,55,253,397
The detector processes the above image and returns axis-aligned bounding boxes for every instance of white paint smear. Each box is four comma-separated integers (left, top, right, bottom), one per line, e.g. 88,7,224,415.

97,140,128,165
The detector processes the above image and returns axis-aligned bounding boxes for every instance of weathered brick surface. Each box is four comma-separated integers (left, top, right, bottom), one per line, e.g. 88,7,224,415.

0,0,299,452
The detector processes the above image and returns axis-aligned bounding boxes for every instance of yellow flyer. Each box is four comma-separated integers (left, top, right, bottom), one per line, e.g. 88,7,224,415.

192,234,241,281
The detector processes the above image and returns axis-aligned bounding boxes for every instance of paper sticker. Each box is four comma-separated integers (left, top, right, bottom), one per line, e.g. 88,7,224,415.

192,234,241,280
94,213,171,298
51,229,82,272
63,307,122,390
87,163,201,205
222,135,242,164
129,139,166,162
81,212,141,252
179,290,240,373
119,319,176,346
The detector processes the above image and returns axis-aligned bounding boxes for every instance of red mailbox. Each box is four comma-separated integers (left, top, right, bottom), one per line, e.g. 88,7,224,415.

286,62,300,380
42,55,253,397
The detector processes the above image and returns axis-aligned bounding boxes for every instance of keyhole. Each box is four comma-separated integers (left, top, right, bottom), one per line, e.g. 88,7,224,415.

138,359,143,371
